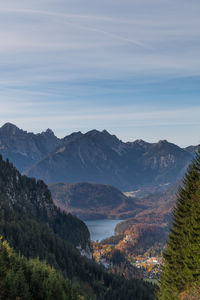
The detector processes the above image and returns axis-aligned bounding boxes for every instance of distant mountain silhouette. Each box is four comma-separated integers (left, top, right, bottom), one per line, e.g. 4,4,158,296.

0,123,59,171
0,123,195,191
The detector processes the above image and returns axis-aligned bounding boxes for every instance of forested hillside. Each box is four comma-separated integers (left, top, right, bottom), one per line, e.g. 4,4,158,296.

49,182,142,220
0,238,79,300
0,155,90,249
0,156,156,299
159,151,200,299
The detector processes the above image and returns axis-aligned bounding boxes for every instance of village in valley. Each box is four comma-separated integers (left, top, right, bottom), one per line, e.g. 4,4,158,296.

92,241,163,282
133,255,163,281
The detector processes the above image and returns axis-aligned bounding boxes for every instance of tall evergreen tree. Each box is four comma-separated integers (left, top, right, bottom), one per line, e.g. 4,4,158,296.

159,149,200,299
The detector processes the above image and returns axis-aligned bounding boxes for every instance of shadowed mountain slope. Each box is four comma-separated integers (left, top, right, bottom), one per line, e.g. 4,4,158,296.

0,123,195,191
26,130,193,191
49,182,146,220
0,123,59,171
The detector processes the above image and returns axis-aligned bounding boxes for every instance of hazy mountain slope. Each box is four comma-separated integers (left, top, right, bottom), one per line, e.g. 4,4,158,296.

140,140,191,184
184,144,199,155
0,123,59,171
26,130,128,187
26,129,193,191
0,123,195,191
49,182,146,220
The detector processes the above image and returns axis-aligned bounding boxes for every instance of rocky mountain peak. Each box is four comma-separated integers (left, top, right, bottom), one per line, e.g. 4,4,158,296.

102,129,110,135
42,128,55,137
0,124,196,192
133,139,151,147
62,131,83,145
0,123,60,172
0,123,21,135
85,129,113,137
85,129,120,143
158,139,169,145
85,129,101,137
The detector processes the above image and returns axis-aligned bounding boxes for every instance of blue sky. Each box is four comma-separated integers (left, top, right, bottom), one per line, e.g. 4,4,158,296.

0,0,200,146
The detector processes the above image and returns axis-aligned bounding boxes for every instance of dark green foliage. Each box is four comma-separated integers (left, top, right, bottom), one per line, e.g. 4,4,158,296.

0,155,156,299
0,154,90,249
103,277,155,300
159,150,200,299
0,237,79,300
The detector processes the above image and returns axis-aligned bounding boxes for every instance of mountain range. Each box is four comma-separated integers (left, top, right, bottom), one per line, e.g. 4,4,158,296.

0,123,197,191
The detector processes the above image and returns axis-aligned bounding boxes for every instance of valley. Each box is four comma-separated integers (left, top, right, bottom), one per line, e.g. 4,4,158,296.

71,181,180,282
0,154,155,299
0,122,198,299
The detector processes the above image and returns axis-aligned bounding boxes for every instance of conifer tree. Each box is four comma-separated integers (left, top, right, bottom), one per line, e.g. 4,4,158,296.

159,149,200,299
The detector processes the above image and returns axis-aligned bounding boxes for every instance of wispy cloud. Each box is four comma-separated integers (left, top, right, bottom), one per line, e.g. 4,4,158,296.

1,99,200,140
0,1,200,146
0,8,146,50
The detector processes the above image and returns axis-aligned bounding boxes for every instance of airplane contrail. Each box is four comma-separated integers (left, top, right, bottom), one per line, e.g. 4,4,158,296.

1,8,146,48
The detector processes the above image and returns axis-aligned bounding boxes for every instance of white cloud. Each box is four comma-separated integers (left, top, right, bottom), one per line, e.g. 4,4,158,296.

0,0,200,146
0,1,200,80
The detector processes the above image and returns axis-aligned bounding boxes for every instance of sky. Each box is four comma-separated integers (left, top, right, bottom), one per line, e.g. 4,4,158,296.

0,0,200,147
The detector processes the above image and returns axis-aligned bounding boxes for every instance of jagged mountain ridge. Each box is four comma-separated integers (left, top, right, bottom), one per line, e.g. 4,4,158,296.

0,123,195,191
0,123,59,171
25,130,193,190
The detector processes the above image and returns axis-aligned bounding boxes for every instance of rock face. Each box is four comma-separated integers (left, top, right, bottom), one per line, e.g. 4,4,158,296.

26,130,193,191
184,144,199,155
0,123,59,171
0,123,195,191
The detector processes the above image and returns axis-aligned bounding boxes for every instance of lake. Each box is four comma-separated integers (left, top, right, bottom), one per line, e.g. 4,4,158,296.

84,219,123,242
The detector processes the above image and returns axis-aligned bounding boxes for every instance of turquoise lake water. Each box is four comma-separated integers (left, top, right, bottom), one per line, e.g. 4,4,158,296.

84,219,123,241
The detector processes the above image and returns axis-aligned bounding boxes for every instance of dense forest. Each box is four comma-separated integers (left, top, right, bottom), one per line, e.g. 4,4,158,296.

0,156,90,249
0,237,79,300
0,155,156,299
159,150,200,299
